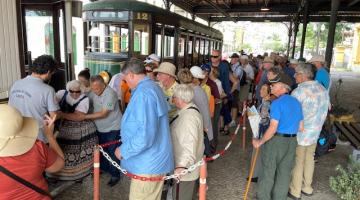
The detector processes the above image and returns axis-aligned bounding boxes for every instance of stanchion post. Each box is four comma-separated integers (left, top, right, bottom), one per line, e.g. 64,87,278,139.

242,101,247,150
199,159,207,200
94,146,100,200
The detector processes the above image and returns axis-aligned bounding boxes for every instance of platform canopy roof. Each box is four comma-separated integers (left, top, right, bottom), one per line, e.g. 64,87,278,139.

169,0,360,23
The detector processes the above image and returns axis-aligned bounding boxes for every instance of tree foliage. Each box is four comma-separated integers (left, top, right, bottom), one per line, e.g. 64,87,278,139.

295,22,352,54
263,33,287,53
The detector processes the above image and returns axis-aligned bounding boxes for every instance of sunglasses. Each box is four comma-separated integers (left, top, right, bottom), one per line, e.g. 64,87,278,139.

211,55,219,58
69,90,81,94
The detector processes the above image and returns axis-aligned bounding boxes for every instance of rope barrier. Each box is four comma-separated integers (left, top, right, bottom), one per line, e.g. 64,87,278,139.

93,107,245,200
98,140,121,148
95,121,242,182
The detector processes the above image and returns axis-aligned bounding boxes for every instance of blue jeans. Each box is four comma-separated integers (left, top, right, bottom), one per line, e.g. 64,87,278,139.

98,130,121,179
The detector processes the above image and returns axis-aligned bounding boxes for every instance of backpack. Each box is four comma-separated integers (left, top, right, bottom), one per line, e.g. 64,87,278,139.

315,127,337,157
239,69,247,86
231,64,247,86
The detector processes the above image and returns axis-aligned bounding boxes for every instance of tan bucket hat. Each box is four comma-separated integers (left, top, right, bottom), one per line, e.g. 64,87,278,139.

153,62,176,78
263,56,274,64
0,105,38,157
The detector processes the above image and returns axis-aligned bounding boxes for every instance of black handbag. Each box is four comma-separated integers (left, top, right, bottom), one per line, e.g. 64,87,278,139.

0,165,52,198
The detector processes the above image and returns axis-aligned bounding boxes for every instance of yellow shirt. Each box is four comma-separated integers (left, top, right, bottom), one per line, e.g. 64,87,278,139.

201,84,211,101
160,81,178,119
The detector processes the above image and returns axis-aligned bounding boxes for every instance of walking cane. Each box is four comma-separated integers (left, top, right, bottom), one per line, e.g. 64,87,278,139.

243,147,259,200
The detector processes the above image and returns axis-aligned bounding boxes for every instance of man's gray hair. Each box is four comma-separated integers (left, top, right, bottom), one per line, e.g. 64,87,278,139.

268,65,282,75
90,75,105,85
66,80,84,93
121,58,145,74
279,82,292,92
296,63,314,80
173,84,194,104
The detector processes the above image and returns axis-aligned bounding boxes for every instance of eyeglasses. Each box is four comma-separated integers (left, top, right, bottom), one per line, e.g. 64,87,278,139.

211,55,219,58
69,90,81,94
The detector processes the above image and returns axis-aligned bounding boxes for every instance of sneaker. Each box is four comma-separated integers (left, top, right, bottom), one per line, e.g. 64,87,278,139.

107,177,120,187
287,192,301,200
301,191,313,197
229,120,236,127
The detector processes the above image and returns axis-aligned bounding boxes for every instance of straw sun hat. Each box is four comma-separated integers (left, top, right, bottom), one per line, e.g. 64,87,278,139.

0,105,38,157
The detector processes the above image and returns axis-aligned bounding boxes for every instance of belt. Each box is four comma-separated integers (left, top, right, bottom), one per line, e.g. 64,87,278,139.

276,133,297,138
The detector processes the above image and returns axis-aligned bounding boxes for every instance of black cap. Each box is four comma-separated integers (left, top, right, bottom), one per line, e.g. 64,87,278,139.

230,53,240,58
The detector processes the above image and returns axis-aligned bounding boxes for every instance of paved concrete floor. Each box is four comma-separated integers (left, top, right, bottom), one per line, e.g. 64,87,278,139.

54,71,359,200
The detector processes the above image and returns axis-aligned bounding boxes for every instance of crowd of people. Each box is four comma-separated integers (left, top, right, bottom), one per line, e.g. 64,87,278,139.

0,49,331,200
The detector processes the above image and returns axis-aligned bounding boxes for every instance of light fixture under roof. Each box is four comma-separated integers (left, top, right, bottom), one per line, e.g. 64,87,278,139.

261,0,270,11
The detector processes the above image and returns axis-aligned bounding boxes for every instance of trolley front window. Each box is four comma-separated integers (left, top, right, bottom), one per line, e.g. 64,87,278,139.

133,23,149,55
87,22,129,53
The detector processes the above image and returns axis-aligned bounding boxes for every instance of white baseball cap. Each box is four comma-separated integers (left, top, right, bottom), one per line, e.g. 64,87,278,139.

144,54,160,64
190,66,205,79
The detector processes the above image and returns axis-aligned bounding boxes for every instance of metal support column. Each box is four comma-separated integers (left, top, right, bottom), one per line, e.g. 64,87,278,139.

286,20,293,58
64,0,74,80
174,28,179,67
325,0,340,68
291,21,299,59
300,0,309,59
160,24,165,62
128,12,134,58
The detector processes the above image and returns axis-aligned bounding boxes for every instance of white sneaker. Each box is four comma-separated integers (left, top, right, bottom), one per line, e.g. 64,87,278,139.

229,120,236,127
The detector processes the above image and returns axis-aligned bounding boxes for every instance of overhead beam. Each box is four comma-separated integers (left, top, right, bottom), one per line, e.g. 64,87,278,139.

348,0,360,7
193,4,360,14
202,0,237,23
194,4,298,14
208,15,360,22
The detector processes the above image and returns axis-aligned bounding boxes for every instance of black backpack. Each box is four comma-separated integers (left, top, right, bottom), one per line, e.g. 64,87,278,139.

315,127,337,157
232,64,247,86
239,69,247,86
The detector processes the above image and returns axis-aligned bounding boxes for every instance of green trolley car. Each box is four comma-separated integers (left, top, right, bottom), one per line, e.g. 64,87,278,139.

83,0,223,75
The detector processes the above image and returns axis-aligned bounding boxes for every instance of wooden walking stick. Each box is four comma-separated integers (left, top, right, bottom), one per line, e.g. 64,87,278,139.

243,147,259,200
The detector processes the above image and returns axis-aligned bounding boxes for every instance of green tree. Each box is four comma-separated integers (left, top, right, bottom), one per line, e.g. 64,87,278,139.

263,33,286,53
295,22,352,55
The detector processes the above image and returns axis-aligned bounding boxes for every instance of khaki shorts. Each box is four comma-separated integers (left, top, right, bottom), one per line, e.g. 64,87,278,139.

129,174,165,200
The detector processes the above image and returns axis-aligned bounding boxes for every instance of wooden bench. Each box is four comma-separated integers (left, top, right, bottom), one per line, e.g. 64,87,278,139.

334,122,360,149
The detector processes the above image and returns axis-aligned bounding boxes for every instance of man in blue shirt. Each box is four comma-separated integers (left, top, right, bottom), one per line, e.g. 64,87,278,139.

309,55,330,90
253,79,304,200
115,58,174,200
209,50,231,96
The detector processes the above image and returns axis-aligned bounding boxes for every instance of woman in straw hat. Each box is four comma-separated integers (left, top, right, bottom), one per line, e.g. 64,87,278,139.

0,105,64,200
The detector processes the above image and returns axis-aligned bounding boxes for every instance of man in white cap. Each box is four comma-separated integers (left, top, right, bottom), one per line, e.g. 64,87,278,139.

144,53,160,67
154,62,178,119
239,55,254,110
309,55,330,90
190,66,214,155
144,53,161,80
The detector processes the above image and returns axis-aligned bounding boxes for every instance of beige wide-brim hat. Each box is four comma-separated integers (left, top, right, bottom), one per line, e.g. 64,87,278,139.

153,62,177,78
309,55,325,63
0,105,38,157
